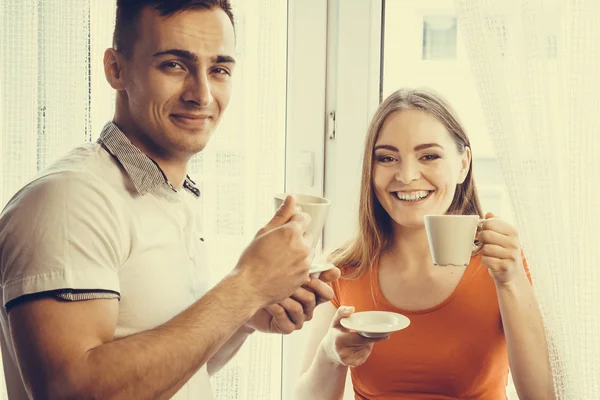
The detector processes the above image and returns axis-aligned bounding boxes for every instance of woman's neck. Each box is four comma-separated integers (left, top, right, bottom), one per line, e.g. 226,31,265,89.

381,225,434,275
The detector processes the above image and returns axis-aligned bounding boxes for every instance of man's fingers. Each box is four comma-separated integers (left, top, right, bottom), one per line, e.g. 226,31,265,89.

290,288,317,321
279,298,306,329
260,195,296,234
289,211,312,235
303,278,334,305
318,266,341,283
265,304,296,334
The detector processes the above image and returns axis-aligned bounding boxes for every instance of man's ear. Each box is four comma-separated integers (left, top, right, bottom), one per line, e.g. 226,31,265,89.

458,146,472,184
104,48,127,90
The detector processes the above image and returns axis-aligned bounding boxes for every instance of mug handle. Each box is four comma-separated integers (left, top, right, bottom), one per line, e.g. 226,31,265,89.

472,218,486,252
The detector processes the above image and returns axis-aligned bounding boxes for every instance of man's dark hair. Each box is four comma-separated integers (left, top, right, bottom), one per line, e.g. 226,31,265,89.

113,0,235,59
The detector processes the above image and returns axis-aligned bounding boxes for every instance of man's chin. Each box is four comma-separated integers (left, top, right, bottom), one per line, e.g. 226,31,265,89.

165,128,213,153
167,141,208,158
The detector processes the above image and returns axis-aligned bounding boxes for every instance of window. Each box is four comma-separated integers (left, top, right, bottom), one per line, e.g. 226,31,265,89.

422,15,458,60
383,0,515,225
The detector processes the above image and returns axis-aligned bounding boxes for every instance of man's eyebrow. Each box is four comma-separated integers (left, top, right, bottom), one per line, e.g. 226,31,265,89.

152,49,198,62
214,55,236,64
152,49,236,65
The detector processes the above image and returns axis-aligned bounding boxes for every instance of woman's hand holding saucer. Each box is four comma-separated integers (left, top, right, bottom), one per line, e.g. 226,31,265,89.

322,306,390,368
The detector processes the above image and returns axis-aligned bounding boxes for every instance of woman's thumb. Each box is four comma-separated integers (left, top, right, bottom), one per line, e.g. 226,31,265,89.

331,305,355,328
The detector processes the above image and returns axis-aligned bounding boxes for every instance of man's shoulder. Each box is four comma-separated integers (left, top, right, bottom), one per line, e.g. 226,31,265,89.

40,141,117,182
1,145,124,219
13,142,124,199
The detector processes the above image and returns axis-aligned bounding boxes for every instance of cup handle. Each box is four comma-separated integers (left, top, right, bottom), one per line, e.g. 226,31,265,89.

472,218,486,252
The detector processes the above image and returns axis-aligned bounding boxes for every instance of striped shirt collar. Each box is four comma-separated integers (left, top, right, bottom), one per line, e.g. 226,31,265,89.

97,121,200,198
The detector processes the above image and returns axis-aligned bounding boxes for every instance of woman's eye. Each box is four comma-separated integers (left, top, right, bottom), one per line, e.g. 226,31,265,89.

422,154,440,161
377,156,395,163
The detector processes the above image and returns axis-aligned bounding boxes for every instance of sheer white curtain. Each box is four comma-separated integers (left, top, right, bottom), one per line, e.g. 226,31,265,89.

0,0,287,399
455,0,600,398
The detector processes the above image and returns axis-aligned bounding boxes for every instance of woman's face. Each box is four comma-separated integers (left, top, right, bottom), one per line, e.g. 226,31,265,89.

372,109,471,230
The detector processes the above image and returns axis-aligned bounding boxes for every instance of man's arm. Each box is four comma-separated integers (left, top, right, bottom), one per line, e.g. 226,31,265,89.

206,323,255,377
206,267,341,376
9,196,313,400
10,274,260,400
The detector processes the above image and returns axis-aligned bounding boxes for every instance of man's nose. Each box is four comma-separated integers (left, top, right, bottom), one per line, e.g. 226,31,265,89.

182,73,213,107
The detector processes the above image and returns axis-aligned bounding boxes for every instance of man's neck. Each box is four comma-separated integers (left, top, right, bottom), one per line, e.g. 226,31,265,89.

112,115,190,189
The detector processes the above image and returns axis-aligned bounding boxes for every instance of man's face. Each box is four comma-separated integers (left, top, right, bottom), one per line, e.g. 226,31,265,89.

120,7,236,159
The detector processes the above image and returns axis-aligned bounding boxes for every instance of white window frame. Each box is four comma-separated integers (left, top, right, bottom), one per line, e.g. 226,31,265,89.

322,0,383,252
282,1,382,399
281,1,328,398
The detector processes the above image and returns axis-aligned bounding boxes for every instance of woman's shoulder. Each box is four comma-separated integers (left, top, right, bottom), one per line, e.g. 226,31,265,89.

328,263,371,289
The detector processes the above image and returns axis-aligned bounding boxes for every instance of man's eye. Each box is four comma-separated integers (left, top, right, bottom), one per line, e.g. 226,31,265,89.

213,67,231,76
162,62,184,70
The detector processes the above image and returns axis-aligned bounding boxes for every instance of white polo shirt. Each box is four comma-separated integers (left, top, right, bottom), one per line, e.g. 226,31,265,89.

0,122,213,399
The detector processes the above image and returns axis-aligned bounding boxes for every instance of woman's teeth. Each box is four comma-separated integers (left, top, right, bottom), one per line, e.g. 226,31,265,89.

395,191,431,201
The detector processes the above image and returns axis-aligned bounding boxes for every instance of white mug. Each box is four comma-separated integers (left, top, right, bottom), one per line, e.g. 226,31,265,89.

274,193,333,277
424,215,484,266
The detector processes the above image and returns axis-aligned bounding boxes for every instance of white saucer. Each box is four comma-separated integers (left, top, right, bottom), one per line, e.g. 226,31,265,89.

309,262,335,278
340,311,410,338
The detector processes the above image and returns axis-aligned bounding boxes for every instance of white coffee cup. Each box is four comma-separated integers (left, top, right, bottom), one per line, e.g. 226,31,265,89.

274,193,332,277
424,215,484,266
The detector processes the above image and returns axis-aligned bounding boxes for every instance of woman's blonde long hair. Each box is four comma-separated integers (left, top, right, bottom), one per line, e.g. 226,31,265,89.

328,88,484,279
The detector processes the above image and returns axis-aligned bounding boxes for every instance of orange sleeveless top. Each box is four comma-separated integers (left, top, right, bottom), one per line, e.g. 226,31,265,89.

330,253,530,400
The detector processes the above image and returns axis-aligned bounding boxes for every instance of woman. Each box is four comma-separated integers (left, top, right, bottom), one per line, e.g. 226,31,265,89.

294,88,554,400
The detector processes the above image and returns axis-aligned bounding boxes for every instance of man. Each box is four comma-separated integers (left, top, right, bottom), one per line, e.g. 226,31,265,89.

0,1,339,399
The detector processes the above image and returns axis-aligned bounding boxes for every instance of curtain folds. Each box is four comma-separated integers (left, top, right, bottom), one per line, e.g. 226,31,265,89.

455,0,600,398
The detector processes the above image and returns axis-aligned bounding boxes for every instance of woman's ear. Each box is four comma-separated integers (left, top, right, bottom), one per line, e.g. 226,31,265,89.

104,48,127,90
458,146,472,184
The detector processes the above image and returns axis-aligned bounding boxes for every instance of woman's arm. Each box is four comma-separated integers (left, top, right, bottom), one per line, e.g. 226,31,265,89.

294,302,388,400
496,276,555,400
477,212,555,400
294,302,348,400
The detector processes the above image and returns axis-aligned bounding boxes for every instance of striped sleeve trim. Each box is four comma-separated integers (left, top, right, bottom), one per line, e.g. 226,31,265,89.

55,291,120,302
5,289,120,312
